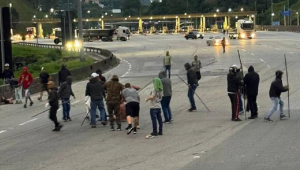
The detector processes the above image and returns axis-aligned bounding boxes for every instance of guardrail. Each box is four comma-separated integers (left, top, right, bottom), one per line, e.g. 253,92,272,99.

14,42,113,58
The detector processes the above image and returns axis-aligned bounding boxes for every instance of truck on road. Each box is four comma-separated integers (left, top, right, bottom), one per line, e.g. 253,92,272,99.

228,19,255,39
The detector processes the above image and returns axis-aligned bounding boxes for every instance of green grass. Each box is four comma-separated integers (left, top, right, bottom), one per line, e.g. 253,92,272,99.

12,45,94,78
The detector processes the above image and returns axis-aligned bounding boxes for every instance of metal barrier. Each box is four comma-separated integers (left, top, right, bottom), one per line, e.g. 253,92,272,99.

14,42,113,58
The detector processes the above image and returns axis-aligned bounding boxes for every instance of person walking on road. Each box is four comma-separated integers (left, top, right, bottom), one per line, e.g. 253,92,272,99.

264,70,289,122
158,71,173,123
18,67,33,108
191,55,202,81
104,75,124,131
47,81,63,131
1,63,14,85
59,76,75,121
221,37,226,53
227,65,243,121
85,73,106,128
38,67,50,101
163,51,172,78
58,64,71,86
184,63,198,112
96,69,107,122
244,66,260,119
145,77,163,138
122,83,140,135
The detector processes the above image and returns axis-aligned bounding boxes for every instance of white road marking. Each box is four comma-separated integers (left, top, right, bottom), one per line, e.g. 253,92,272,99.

267,65,270,68
0,130,7,134
19,118,38,126
242,49,246,52
275,48,280,50
260,59,264,62
71,100,80,105
194,156,201,159
251,53,255,56
289,52,294,54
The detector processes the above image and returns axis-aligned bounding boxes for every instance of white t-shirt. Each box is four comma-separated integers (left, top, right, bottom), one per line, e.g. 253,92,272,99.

150,89,162,108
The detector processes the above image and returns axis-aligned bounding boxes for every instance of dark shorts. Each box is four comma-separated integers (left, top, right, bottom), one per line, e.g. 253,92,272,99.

125,102,140,117
41,83,48,91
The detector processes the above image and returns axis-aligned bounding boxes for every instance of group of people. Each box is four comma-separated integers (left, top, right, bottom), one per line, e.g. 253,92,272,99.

227,64,289,122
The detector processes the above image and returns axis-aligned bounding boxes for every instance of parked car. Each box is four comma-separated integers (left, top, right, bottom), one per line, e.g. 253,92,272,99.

206,36,228,46
184,31,204,40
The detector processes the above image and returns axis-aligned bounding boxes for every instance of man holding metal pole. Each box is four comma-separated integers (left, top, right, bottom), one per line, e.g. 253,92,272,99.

47,81,63,131
184,63,198,112
264,71,289,122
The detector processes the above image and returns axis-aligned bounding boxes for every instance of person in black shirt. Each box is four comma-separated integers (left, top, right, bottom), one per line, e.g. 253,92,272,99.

184,63,198,112
47,81,63,131
58,64,71,86
244,66,260,119
264,70,289,122
1,63,14,85
38,67,50,101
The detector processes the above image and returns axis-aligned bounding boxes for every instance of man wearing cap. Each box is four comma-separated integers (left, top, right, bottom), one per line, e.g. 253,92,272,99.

1,63,14,85
104,75,124,131
47,81,63,131
18,67,33,108
264,70,289,122
85,73,106,128
38,67,50,101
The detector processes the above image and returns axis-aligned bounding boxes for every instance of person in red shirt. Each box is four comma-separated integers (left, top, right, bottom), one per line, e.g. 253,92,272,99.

18,67,34,108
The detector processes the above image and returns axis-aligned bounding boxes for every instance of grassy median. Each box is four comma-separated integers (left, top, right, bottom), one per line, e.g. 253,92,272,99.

11,44,94,79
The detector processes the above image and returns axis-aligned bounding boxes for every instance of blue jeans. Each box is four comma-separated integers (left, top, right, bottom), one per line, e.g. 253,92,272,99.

150,108,163,134
62,98,70,119
188,84,197,109
164,65,171,78
161,96,172,122
266,97,284,118
238,93,244,112
90,99,106,125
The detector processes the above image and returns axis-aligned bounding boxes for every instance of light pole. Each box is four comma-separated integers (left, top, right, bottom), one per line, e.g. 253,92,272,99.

271,13,275,25
9,3,13,36
228,8,232,12
297,12,299,26
77,0,84,61
241,8,244,12
87,10,91,29
216,9,219,13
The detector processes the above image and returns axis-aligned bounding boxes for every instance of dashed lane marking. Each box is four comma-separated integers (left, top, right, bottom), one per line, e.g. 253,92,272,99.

251,53,254,56
19,118,38,126
275,48,280,50
289,52,294,54
242,49,246,52
0,130,7,134
260,59,264,62
267,65,270,68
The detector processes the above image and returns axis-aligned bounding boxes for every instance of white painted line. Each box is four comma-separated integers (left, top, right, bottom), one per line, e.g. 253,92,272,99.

267,65,270,68
194,156,201,159
289,52,294,54
260,59,264,62
275,48,280,50
251,53,254,56
71,100,80,105
19,118,38,126
242,49,246,52
0,130,7,134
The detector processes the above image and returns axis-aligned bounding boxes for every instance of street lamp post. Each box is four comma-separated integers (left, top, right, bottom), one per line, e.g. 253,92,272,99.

9,3,13,36
297,12,299,26
87,10,91,29
77,0,84,61
241,8,244,12
271,13,275,26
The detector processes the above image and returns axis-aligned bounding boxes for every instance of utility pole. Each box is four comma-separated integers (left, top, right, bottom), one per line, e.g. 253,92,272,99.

284,5,286,26
77,0,84,61
271,0,273,25
68,0,72,42
0,9,5,72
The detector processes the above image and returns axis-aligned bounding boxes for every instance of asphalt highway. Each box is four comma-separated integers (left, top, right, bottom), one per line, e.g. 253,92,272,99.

1,32,300,170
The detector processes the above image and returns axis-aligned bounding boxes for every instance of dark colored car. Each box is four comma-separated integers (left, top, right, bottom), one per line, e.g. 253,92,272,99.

184,31,204,40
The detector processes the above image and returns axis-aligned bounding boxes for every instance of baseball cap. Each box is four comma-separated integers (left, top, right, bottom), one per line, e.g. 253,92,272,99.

4,63,9,67
91,73,99,78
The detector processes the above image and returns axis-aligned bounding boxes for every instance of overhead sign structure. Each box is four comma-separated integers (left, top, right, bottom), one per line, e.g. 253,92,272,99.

281,10,292,16
112,9,121,14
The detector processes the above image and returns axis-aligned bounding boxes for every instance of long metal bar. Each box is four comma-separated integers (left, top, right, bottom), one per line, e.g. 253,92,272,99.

284,54,290,118
238,50,246,120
